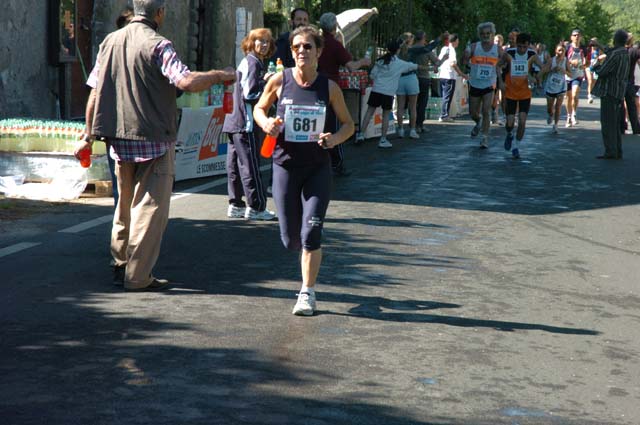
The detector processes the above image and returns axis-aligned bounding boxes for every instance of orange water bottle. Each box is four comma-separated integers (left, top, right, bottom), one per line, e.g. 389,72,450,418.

260,117,283,158
223,81,234,113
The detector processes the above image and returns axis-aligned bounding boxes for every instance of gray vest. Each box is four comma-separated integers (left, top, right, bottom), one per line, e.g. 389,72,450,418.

92,20,177,142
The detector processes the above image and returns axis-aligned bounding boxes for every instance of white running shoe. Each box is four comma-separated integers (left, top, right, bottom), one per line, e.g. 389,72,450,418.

245,207,276,221
378,138,393,148
571,114,578,126
227,205,245,218
552,124,558,134
396,127,405,138
409,128,419,139
480,136,489,149
292,291,316,316
588,95,594,104
565,117,572,128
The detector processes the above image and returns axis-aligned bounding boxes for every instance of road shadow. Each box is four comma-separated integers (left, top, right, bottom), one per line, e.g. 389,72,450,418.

0,214,601,424
0,306,468,425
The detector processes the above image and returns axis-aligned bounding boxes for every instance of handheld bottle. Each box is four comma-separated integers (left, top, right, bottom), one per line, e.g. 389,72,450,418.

260,117,283,158
78,146,92,168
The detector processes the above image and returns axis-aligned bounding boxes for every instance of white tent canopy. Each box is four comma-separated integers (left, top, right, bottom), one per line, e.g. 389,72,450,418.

336,7,378,46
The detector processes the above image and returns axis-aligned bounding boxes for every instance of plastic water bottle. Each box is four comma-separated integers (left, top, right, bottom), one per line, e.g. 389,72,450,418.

268,61,276,74
260,117,283,158
364,46,373,59
223,82,234,114
275,58,284,73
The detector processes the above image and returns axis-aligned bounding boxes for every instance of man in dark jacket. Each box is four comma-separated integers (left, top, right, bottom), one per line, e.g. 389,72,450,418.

592,29,630,159
271,8,310,68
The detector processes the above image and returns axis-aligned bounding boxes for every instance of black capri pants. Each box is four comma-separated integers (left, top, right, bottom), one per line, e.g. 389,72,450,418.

272,161,331,251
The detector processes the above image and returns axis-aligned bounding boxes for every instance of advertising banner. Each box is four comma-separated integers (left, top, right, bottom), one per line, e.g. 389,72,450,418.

175,106,228,182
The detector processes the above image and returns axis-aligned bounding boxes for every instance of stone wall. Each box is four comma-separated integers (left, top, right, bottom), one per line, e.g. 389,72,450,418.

0,1,56,118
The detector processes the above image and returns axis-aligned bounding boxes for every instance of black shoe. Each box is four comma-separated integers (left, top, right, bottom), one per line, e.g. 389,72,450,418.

332,165,352,177
113,265,125,286
125,278,170,292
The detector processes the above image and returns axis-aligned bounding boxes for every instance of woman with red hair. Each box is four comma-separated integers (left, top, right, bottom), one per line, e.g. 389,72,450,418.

223,28,277,221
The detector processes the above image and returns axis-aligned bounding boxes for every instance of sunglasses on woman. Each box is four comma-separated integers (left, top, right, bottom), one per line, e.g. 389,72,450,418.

291,43,313,51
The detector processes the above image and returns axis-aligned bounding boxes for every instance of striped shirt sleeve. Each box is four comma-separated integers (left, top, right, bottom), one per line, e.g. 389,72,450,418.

153,39,191,86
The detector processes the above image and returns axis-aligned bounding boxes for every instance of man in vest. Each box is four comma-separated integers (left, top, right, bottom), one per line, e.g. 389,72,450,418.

463,22,503,149
74,0,235,290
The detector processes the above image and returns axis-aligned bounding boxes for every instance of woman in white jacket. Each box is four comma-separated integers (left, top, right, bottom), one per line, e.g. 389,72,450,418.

356,39,418,148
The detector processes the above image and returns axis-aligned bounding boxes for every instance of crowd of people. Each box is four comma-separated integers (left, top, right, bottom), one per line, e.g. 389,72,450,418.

350,23,640,160
74,0,640,316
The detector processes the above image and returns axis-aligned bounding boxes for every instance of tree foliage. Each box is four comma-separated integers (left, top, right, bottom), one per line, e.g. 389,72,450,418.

268,0,622,49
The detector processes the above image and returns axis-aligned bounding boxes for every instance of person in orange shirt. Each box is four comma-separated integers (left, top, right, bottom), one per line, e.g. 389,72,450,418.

499,32,543,159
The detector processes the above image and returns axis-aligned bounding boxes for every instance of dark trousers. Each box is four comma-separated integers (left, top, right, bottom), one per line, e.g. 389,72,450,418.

624,82,640,134
416,77,431,129
226,131,267,211
272,162,331,251
440,78,456,118
600,95,624,158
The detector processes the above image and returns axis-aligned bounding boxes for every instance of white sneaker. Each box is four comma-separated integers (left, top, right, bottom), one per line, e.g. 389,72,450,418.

588,95,594,104
552,124,558,134
292,291,316,316
409,128,419,139
227,205,245,218
378,138,393,148
245,207,276,221
565,118,572,128
571,114,578,126
438,116,454,122
396,127,405,138
354,132,365,144
480,136,489,149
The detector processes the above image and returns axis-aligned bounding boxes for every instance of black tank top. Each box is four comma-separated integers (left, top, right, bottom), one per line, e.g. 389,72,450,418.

274,68,332,167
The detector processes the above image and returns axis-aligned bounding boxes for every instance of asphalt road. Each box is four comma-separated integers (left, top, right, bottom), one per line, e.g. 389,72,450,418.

1,96,639,425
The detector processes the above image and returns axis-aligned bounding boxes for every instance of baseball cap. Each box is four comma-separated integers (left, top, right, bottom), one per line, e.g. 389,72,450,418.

571,29,581,35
